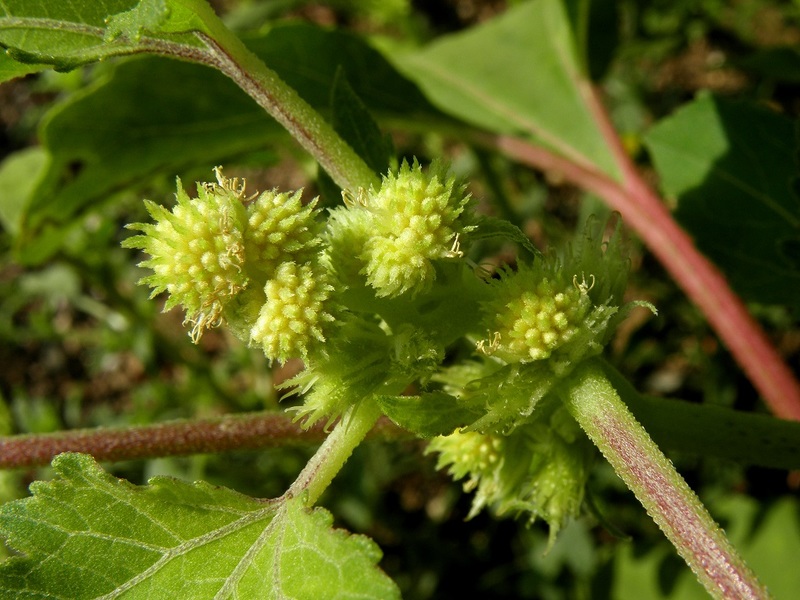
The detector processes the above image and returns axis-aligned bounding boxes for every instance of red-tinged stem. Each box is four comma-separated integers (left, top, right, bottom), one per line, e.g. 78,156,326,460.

560,359,770,600
0,412,409,470
490,86,800,422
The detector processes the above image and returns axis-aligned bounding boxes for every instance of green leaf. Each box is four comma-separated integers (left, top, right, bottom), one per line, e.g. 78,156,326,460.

470,215,543,258
12,55,284,262
104,0,210,42
376,391,483,438
0,147,49,237
330,68,393,178
315,67,394,205
15,23,440,262
0,51,47,83
393,0,621,179
644,93,800,310
602,360,800,470
256,23,438,119
0,453,399,599
0,0,208,71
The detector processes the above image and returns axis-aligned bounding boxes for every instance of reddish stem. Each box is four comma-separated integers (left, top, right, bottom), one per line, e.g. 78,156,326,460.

0,412,409,470
491,84,800,422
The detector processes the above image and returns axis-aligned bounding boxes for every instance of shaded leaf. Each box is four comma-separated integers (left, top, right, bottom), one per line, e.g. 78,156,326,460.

470,215,543,258
376,391,483,438
330,68,393,177
0,52,47,83
0,453,399,599
393,0,621,179
644,93,800,310
0,147,49,236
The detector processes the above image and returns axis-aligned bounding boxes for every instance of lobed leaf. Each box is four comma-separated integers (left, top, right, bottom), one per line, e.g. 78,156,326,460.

0,453,399,599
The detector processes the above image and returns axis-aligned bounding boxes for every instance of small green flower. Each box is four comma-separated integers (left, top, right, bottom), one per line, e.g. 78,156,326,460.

429,430,505,505
249,261,337,362
353,160,473,298
482,267,592,363
428,403,592,548
244,188,321,282
123,176,248,341
478,217,650,371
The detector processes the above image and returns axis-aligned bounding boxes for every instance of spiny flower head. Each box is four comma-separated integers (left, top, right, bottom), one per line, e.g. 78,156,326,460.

478,217,648,371
123,176,248,341
428,430,505,505
428,404,592,548
358,159,473,297
245,188,321,282
481,265,592,363
249,261,337,363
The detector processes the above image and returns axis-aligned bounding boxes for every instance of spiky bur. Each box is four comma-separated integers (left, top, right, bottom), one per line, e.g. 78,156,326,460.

281,318,392,429
124,168,334,360
428,401,593,548
427,218,652,541
477,217,652,375
249,261,337,363
244,188,322,281
327,160,474,298
123,177,248,342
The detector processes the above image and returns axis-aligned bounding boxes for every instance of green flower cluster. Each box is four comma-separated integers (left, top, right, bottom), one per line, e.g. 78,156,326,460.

126,164,650,545
426,218,651,537
483,273,591,362
477,219,645,374
428,402,593,547
327,159,473,298
124,168,334,361
125,162,474,425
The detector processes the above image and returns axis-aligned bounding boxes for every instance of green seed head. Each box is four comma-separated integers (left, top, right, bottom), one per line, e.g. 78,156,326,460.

123,177,248,341
429,430,505,497
245,189,321,282
360,159,472,297
429,404,592,547
481,266,592,363
249,261,337,362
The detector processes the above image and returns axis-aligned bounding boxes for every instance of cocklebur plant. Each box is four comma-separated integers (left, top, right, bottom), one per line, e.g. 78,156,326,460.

0,2,783,598
122,159,767,599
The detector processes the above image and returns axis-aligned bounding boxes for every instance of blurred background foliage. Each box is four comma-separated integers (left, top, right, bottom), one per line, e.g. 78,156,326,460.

0,0,799,597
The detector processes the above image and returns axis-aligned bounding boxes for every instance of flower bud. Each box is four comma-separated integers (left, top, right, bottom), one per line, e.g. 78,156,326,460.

358,160,473,297
244,189,321,282
249,261,337,362
123,177,248,341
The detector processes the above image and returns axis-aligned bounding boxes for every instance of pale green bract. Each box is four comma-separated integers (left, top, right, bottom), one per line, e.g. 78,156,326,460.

0,453,399,599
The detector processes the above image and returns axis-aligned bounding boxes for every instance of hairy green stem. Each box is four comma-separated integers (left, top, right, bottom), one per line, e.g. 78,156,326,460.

184,1,378,193
559,358,769,600
286,399,383,506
